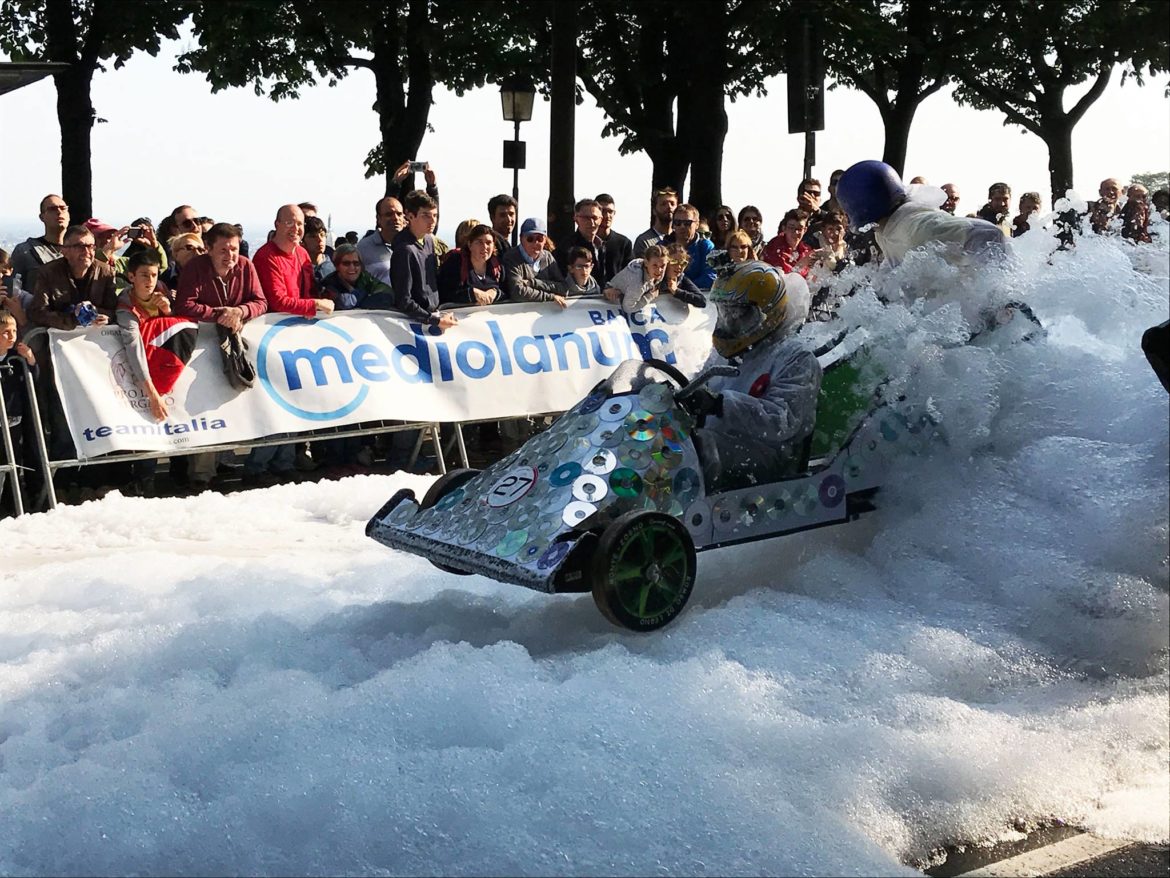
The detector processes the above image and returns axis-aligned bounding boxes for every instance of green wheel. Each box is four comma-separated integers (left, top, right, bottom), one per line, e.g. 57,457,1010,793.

591,511,696,631
419,468,480,575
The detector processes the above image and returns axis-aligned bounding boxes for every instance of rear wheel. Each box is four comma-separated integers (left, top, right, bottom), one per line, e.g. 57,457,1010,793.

591,511,696,631
419,468,480,575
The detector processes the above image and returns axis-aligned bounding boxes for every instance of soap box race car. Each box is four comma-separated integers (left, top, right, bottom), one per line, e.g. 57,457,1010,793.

366,348,943,632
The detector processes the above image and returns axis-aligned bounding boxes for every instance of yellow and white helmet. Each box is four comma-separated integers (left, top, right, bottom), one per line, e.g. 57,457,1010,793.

707,261,788,357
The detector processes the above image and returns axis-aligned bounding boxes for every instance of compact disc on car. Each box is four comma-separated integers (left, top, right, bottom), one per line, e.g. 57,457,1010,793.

618,445,652,471
672,468,701,505
598,396,634,422
570,413,599,436
561,500,597,527
541,431,568,456
765,492,789,521
637,383,673,414
510,504,542,530
739,494,766,525
818,474,845,508
791,486,818,515
434,487,465,512
660,420,688,443
537,540,572,570
626,410,657,441
549,461,582,487
583,449,617,476
609,467,643,498
651,441,683,469
589,424,621,448
579,392,606,414
486,465,538,508
458,517,489,544
388,501,416,525
495,528,529,558
572,474,608,503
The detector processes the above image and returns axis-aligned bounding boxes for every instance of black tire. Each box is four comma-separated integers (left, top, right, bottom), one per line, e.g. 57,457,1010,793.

642,358,690,389
419,468,480,575
591,511,697,631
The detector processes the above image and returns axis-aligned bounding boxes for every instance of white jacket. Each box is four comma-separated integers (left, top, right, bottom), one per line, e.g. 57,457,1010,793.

876,203,1010,267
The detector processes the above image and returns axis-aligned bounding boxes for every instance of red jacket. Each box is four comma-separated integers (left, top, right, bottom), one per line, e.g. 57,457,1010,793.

253,241,318,316
175,254,268,323
761,235,812,276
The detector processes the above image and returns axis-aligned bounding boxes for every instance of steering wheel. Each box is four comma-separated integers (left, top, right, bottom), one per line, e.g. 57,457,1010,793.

641,358,690,389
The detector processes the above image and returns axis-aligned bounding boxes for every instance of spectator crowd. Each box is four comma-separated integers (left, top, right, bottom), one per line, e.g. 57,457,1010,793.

1,156,1166,513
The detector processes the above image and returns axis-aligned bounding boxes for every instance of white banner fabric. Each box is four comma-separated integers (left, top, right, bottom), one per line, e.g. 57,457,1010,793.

51,299,717,457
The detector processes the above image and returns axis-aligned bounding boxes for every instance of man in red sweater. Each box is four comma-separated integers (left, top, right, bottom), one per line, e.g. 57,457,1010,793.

248,204,334,481
252,204,334,318
762,209,818,277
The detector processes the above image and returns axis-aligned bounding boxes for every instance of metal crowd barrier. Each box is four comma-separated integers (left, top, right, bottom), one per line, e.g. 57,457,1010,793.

14,293,624,515
0,356,53,517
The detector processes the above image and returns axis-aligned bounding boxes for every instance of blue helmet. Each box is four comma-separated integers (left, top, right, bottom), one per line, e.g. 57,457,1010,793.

836,160,908,231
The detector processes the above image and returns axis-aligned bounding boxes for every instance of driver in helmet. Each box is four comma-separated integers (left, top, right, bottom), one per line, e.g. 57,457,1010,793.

686,262,822,492
837,160,1010,268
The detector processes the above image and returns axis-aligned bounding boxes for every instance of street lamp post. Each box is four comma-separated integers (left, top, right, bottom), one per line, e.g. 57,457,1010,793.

500,76,536,247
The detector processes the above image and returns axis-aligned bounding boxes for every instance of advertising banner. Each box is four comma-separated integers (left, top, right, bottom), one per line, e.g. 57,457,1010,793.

51,299,716,457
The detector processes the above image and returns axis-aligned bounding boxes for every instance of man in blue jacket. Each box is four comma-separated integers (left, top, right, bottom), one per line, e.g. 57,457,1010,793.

665,204,716,290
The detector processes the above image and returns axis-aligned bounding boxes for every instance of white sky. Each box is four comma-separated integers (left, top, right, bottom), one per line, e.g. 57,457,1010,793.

1,33,1167,246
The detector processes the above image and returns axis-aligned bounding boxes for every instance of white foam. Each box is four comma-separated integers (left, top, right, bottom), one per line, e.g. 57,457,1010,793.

1,230,1167,874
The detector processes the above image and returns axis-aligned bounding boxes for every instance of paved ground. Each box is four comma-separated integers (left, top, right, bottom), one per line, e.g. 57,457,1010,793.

925,825,1168,878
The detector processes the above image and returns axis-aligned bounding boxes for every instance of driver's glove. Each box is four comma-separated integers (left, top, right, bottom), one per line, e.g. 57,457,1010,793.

687,387,724,423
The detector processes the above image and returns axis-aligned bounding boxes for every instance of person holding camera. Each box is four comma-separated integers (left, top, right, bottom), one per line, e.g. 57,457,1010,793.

84,218,168,283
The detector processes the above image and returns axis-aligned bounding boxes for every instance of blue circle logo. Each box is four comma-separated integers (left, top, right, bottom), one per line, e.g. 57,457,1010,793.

257,317,369,421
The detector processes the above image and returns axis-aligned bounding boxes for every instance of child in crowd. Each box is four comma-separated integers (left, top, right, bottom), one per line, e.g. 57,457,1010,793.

115,250,199,496
562,246,600,296
0,248,11,294
604,243,667,312
115,250,197,423
1,308,38,514
659,243,707,307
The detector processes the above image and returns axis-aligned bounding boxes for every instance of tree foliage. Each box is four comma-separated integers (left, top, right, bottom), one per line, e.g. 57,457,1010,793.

177,0,542,191
574,0,781,212
951,0,1170,199
0,0,189,218
816,0,971,174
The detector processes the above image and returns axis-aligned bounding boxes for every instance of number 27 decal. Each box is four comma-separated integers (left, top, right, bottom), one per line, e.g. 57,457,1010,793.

486,466,537,507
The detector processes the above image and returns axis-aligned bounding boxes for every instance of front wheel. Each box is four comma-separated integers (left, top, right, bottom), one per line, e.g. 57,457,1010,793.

591,511,696,631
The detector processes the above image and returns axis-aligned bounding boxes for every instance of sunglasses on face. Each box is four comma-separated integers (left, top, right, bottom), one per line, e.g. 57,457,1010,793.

672,219,694,226
668,258,689,266
524,234,545,243
179,219,199,229
180,245,206,254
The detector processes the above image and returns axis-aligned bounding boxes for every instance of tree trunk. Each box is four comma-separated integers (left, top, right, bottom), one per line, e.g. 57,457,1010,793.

879,102,916,178
53,65,95,221
681,21,729,216
547,1,577,241
1043,120,1075,205
369,0,433,197
45,0,93,219
646,141,689,196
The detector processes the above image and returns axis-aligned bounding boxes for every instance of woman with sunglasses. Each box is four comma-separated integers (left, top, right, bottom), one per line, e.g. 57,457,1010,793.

707,206,737,250
737,205,766,253
161,232,205,293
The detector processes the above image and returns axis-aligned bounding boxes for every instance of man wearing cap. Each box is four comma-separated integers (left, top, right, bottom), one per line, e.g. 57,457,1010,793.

502,217,566,306
85,218,167,282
